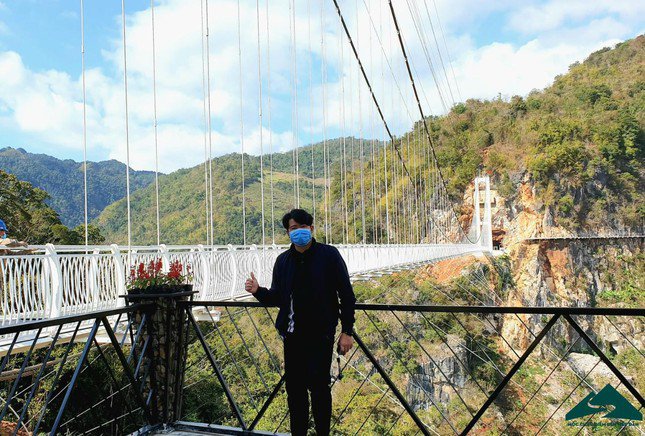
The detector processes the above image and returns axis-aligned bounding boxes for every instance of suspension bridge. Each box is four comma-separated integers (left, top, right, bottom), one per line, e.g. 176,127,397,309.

0,0,642,435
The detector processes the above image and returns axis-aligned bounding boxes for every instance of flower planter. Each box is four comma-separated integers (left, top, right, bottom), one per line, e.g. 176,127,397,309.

126,283,194,297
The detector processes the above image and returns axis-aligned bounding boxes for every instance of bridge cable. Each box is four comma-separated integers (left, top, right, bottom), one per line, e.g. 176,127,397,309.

80,0,88,247
295,0,301,210
201,0,215,246
289,0,299,209
347,41,358,243
361,0,442,242
264,0,275,244
255,0,266,246
150,0,161,245
429,0,462,101
355,0,367,244
199,0,209,245
236,0,247,245
379,0,390,243
331,0,412,183
388,0,476,243
404,0,449,111
320,0,329,243
121,0,132,250
307,0,317,241
419,0,456,105
368,11,379,244
338,21,349,244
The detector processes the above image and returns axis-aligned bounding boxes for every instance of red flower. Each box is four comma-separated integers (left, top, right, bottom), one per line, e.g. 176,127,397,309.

126,258,193,291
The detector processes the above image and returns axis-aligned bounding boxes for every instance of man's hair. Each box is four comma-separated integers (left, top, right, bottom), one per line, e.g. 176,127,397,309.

282,209,313,230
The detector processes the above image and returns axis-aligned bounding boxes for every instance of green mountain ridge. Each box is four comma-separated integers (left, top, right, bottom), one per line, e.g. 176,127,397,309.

4,35,643,245
95,137,380,245
92,35,645,245
0,147,157,227
331,34,644,243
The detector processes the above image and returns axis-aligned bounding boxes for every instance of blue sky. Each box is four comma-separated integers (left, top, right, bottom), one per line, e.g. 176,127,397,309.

0,0,643,172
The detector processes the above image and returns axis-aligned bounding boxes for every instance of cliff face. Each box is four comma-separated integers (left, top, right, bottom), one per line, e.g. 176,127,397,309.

473,172,644,358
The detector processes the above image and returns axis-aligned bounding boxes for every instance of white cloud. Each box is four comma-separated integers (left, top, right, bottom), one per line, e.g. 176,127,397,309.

507,0,645,34
450,12,637,101
0,0,642,173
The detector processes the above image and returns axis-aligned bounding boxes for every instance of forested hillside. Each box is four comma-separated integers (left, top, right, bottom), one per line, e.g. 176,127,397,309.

335,35,644,242
95,138,378,245
0,170,104,244
4,36,642,245
0,147,157,227
96,35,643,246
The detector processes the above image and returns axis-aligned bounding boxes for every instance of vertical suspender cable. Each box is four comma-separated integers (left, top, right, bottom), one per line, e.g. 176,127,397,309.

403,137,409,243
265,0,275,244
150,0,161,245
430,0,462,101
255,0,266,246
292,0,301,208
411,126,419,243
80,0,88,247
390,19,399,245
368,4,378,243
414,127,421,242
307,0,316,238
418,0,454,105
348,49,357,243
121,0,132,250
289,0,298,208
200,0,210,246
320,0,329,243
381,0,390,243
355,0,366,244
204,0,215,246
388,0,471,243
339,21,348,244
236,0,247,245
418,127,427,241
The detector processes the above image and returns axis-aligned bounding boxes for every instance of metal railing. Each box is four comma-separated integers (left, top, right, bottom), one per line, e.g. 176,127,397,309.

0,305,151,435
0,299,642,434
178,301,644,435
0,243,487,325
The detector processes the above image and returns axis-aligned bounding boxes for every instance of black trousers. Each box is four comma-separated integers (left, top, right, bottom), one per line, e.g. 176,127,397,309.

283,332,334,436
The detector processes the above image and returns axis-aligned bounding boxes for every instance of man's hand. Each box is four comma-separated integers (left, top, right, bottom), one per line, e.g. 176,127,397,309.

245,272,259,294
337,332,354,355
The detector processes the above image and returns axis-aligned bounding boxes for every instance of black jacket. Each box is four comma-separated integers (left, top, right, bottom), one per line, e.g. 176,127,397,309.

253,239,356,338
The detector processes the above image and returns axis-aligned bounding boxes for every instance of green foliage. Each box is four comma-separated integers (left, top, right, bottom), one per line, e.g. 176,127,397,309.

597,253,645,307
0,170,104,244
94,139,368,245
0,147,156,227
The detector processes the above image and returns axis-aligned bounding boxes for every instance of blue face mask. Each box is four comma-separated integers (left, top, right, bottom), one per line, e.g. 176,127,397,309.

289,228,312,247
1,234,6,239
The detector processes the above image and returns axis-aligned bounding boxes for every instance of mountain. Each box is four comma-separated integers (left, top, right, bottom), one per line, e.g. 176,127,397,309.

95,137,380,245
0,147,157,227
35,35,645,245
336,34,644,241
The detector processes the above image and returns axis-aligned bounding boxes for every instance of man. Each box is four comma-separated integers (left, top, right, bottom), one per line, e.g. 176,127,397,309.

245,209,356,436
0,220,7,240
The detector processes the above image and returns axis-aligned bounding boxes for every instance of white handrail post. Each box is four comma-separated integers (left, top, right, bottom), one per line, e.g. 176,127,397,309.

197,244,211,300
484,176,494,252
44,244,63,319
228,244,237,298
111,244,126,308
159,244,170,272
473,177,482,243
89,248,100,309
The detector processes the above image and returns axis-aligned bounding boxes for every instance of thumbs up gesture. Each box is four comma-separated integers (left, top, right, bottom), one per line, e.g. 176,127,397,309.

245,272,259,294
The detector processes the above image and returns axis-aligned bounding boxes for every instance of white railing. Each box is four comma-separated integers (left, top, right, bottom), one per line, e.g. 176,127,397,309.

0,241,488,325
